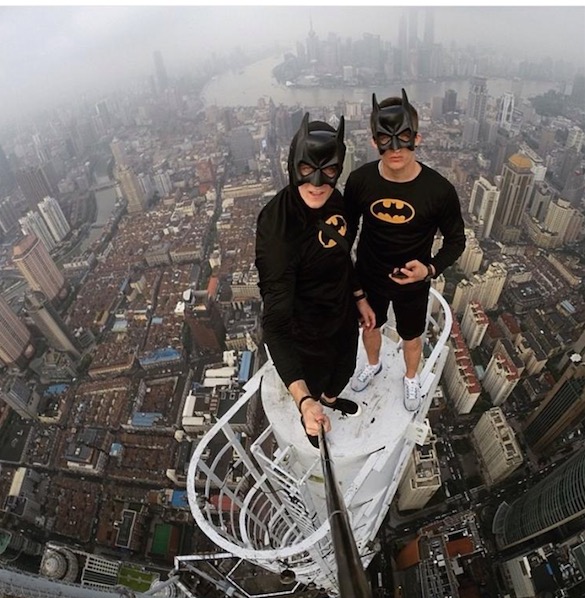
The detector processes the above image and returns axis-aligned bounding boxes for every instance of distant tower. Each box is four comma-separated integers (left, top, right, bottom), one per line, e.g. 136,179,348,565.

493,447,585,549
570,73,585,106
38,196,70,243
566,126,584,153
0,377,40,420
228,127,256,176
497,92,515,131
109,138,128,168
491,154,534,243
339,138,356,187
443,89,457,113
451,262,507,314
482,339,523,406
472,407,523,486
468,176,500,239
460,300,489,350
466,76,488,122
25,291,81,358
0,144,16,194
13,234,67,303
523,360,585,454
153,50,169,93
94,100,112,130
562,167,585,208
117,166,146,214
407,8,418,50
0,528,42,558
443,317,482,414
397,426,441,511
0,295,34,369
0,196,20,235
15,165,57,208
457,232,483,277
19,210,56,251
423,7,434,46
306,19,319,63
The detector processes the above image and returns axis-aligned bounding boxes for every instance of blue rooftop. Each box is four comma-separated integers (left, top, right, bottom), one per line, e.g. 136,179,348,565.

139,347,181,366
131,412,163,427
44,383,69,396
238,351,253,384
170,490,189,509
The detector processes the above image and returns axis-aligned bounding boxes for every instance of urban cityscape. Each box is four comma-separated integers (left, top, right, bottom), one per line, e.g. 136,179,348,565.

0,6,585,598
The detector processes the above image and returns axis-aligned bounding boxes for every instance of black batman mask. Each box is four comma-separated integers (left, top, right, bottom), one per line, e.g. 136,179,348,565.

371,88,417,153
288,113,346,188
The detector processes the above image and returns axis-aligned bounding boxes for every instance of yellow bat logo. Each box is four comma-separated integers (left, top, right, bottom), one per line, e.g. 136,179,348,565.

370,198,415,224
318,214,347,248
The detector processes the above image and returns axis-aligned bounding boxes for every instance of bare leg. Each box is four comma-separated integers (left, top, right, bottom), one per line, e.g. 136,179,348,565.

402,336,422,378
362,327,382,366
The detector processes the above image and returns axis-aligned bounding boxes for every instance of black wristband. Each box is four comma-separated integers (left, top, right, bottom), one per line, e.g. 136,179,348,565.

298,395,316,413
354,291,367,302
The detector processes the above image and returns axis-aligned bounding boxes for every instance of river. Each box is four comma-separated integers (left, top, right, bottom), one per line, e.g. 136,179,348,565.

77,184,118,254
202,54,561,109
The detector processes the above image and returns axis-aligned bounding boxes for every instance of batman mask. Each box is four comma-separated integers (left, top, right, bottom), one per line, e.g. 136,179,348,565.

288,113,346,188
371,88,417,153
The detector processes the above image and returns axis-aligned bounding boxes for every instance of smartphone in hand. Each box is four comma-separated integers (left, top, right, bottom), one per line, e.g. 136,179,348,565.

391,267,408,279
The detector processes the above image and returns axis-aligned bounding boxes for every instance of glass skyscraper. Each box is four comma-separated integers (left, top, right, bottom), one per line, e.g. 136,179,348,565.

494,447,585,549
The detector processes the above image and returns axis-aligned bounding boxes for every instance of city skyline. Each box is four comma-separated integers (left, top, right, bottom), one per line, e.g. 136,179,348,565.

1,5,584,127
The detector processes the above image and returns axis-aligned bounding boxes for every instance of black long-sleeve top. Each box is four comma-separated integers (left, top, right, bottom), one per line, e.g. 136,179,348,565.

344,161,466,294
255,185,357,387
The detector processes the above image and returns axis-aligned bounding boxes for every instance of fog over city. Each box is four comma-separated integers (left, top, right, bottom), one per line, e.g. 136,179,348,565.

1,5,584,126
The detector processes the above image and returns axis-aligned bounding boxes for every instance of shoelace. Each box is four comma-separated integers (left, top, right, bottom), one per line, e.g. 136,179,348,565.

405,380,419,401
358,365,378,381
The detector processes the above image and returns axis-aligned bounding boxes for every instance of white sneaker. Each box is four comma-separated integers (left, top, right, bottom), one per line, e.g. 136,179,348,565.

404,375,421,412
351,362,382,392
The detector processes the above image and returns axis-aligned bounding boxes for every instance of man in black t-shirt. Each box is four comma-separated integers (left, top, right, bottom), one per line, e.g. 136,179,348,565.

256,114,375,447
344,89,465,411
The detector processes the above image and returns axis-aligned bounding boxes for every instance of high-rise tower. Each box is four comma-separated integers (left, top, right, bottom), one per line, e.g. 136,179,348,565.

466,76,488,122
0,295,34,368
497,92,515,131
15,165,57,208
491,154,534,243
19,210,56,251
153,50,168,93
468,176,500,240
493,447,585,549
0,196,20,235
117,166,146,214
0,144,16,194
38,196,70,243
13,234,67,303
0,377,40,420
523,361,585,454
423,7,434,46
25,291,81,358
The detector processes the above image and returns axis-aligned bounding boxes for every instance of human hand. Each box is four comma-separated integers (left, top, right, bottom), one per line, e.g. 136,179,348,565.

357,299,376,331
389,260,428,285
300,398,330,436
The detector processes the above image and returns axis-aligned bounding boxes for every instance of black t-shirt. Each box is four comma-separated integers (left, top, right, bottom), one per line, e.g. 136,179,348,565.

344,161,466,295
255,185,356,387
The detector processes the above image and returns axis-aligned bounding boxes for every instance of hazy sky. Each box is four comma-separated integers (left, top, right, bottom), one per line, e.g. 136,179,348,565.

0,5,584,126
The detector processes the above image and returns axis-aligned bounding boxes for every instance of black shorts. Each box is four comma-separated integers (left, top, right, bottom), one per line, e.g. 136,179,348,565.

366,283,430,341
297,318,359,398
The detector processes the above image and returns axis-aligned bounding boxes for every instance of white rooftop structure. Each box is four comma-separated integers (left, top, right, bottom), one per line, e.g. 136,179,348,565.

182,288,452,595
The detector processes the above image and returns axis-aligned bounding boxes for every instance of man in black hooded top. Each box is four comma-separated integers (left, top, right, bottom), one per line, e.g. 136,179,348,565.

255,114,375,446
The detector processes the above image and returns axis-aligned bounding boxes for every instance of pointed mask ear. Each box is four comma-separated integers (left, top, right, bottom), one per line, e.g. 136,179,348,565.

299,112,310,144
372,93,379,118
401,88,412,114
